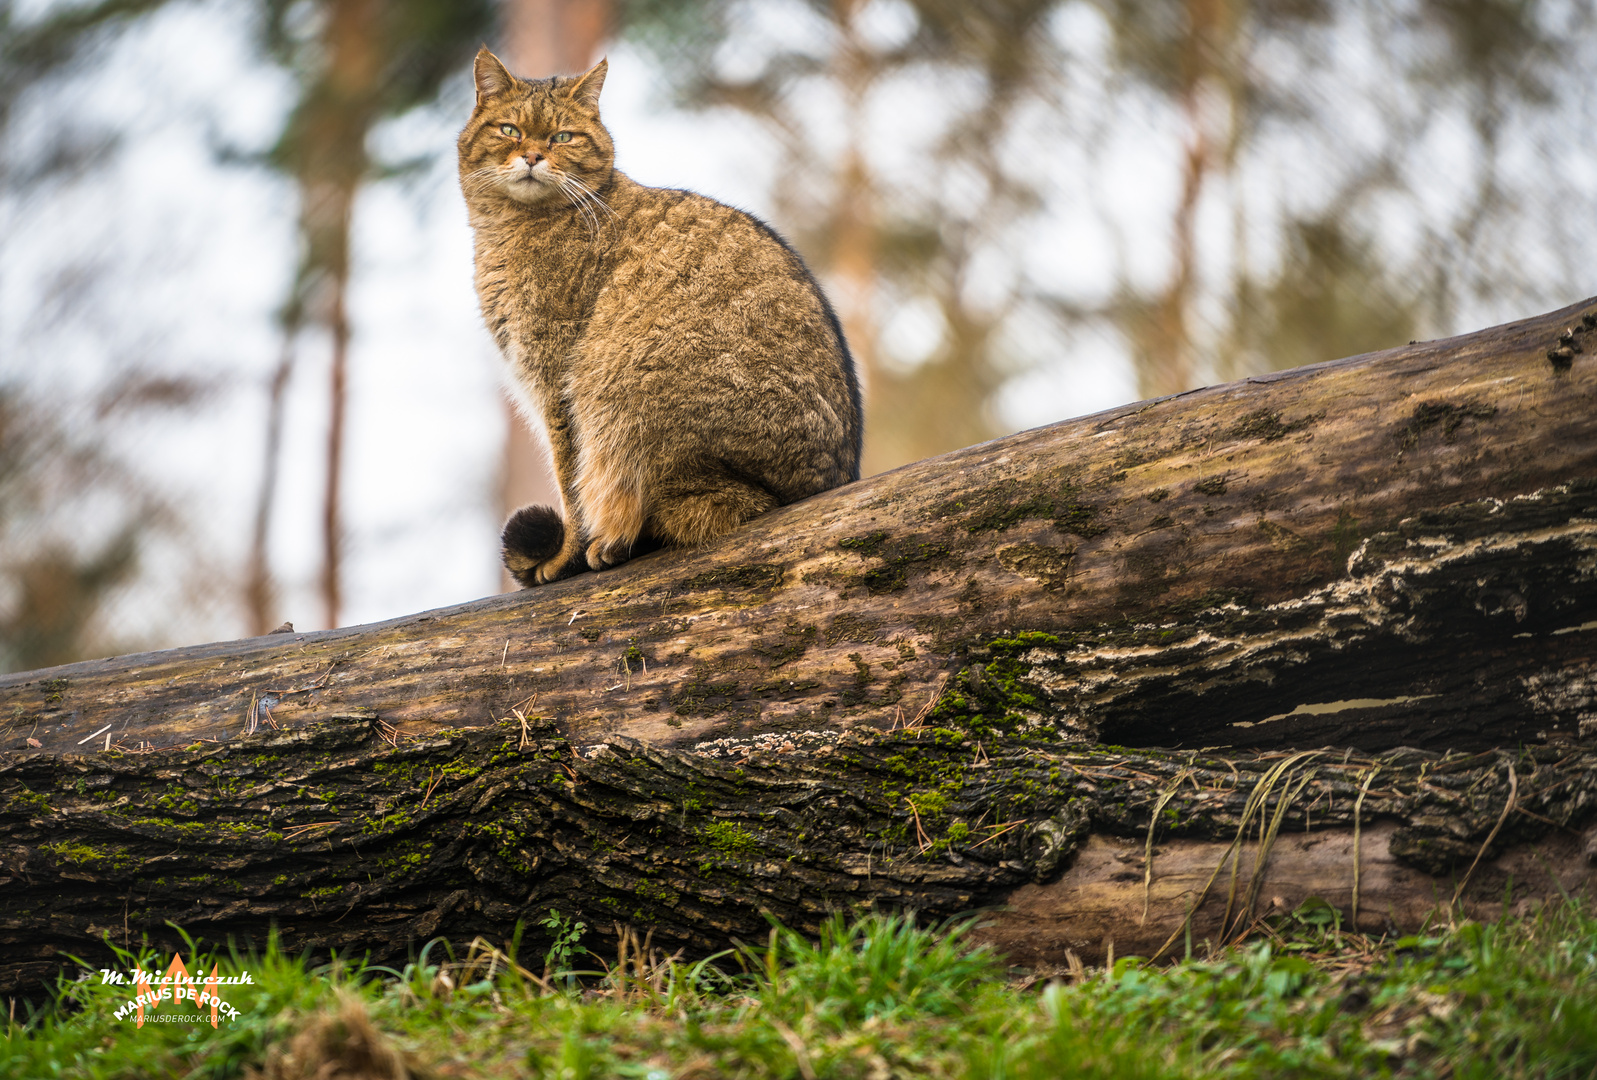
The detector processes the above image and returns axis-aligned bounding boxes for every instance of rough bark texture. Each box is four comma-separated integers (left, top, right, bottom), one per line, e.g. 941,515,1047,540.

3,727,1595,996
3,298,1597,994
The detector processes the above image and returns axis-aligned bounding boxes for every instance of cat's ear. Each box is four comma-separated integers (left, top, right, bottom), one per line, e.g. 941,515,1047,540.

474,47,515,104
568,58,608,108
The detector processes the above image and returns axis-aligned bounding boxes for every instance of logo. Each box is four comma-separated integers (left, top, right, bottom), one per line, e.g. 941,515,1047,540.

100,954,252,1027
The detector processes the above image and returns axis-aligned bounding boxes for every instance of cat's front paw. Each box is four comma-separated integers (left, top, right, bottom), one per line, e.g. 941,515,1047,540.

533,556,582,585
585,539,633,572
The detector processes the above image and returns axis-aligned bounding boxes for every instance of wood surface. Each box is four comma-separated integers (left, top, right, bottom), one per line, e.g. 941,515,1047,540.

3,297,1597,994
3,728,1591,994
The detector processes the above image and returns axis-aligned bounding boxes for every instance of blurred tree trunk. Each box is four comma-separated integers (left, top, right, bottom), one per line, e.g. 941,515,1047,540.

245,335,297,637
309,0,386,632
496,0,610,591
824,0,884,471
248,0,386,633
693,2,1055,477
1133,0,1234,400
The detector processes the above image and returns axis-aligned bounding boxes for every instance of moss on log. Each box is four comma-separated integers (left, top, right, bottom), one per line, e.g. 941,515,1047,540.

4,298,1597,994
3,721,1595,994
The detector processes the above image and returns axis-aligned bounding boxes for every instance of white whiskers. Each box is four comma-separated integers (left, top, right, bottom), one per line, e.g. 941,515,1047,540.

460,166,519,200
460,163,613,236
553,169,614,235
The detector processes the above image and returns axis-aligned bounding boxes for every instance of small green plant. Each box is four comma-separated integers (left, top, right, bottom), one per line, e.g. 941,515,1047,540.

538,908,589,978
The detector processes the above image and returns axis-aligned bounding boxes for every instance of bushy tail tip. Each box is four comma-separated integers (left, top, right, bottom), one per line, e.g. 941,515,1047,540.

501,504,565,588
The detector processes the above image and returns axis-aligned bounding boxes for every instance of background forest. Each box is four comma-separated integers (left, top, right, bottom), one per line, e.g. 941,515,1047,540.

0,0,1592,671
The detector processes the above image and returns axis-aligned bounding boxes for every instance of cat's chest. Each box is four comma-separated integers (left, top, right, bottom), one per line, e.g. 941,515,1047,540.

477,241,601,345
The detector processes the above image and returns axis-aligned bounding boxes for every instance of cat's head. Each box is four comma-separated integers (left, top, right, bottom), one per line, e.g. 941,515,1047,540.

458,48,615,212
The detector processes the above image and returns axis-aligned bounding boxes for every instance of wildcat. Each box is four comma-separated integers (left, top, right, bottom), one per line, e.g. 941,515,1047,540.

458,49,863,587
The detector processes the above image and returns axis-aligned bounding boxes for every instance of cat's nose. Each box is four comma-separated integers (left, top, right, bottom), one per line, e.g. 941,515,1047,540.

524,151,544,166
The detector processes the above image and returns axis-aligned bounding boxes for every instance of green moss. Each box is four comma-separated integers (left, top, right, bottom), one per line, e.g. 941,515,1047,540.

41,840,136,874
361,809,415,836
1331,507,1361,563
154,790,200,814
40,840,100,864
1399,400,1497,449
922,632,1064,738
439,757,487,779
302,884,344,900
6,786,50,816
40,677,70,704
701,821,759,854
672,673,742,716
682,564,784,591
123,815,284,844
1229,408,1321,442
375,839,437,874
635,879,680,907
989,631,1060,653
839,531,890,557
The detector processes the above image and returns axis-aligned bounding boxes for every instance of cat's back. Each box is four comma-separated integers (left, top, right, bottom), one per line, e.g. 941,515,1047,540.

596,178,845,357
577,175,862,494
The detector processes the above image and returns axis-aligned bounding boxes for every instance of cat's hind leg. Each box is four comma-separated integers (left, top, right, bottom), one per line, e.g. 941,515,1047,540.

648,476,780,548
576,458,648,572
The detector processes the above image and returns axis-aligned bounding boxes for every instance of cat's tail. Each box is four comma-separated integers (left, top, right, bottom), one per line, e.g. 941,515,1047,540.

502,505,576,588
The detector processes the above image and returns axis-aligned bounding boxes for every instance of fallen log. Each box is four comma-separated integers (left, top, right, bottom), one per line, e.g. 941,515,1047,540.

3,298,1597,994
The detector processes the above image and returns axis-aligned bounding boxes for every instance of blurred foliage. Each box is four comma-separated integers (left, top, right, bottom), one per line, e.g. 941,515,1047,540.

1241,217,1421,371
0,384,173,671
0,0,172,120
253,0,495,633
0,0,497,660
1,0,1595,665
617,0,1595,469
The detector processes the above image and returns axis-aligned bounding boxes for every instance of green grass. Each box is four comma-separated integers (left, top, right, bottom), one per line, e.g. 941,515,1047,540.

6,903,1597,1078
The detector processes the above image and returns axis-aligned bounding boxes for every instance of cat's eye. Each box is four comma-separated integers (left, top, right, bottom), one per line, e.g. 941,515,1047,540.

499,124,521,139
551,132,573,144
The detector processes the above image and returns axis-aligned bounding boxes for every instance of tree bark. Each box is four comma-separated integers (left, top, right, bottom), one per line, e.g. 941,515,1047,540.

3,298,1597,994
